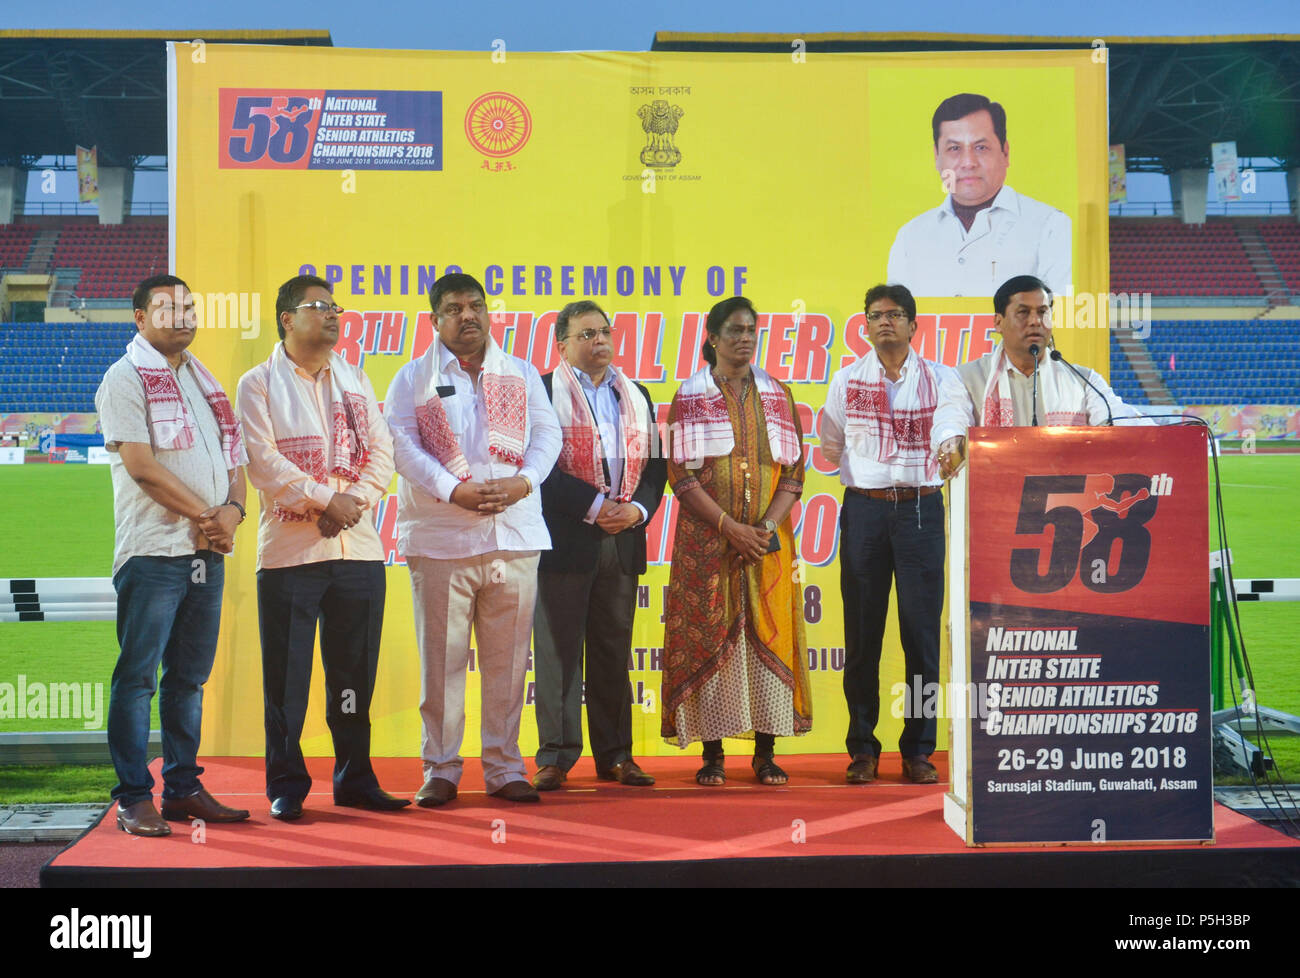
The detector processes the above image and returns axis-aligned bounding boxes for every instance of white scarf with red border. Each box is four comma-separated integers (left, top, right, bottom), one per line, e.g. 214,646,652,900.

671,365,801,467
413,335,527,480
843,348,940,483
125,333,247,470
264,343,373,522
552,361,651,501
980,343,1088,427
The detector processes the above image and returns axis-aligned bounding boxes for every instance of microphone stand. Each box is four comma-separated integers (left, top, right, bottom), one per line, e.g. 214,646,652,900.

1029,344,1040,426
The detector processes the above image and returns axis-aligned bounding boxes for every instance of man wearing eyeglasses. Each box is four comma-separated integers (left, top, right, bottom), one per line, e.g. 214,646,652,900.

931,275,1150,478
235,274,406,820
385,273,561,806
530,301,667,792
820,283,956,785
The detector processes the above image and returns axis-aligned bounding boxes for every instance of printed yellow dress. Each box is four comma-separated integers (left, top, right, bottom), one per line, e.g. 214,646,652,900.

661,377,812,746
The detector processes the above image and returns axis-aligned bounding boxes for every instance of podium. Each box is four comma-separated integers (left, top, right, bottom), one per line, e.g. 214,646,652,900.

944,426,1214,845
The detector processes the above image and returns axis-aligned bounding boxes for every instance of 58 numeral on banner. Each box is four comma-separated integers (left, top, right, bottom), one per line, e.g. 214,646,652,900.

1010,474,1160,594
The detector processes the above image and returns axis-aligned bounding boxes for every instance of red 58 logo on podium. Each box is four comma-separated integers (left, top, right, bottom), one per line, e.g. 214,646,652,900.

219,90,323,169
1010,473,1161,594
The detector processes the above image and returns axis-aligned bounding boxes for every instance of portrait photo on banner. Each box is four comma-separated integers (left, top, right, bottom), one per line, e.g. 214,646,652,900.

865,65,1080,300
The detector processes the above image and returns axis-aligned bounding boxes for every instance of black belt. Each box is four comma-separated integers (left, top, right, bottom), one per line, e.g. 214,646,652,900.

847,486,942,502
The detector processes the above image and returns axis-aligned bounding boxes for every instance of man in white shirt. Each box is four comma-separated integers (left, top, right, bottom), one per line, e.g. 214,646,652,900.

96,274,250,836
931,275,1151,477
887,93,1071,298
236,275,405,821
385,273,561,806
821,284,955,785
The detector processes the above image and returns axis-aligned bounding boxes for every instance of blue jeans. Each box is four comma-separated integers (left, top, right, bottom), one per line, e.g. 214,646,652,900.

108,552,224,806
840,491,945,759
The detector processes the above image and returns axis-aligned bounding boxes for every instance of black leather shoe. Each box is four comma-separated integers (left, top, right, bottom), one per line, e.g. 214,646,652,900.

269,796,304,821
414,777,457,808
334,787,411,811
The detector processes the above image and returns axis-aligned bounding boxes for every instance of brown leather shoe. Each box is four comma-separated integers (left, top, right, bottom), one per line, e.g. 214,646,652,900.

846,754,878,784
532,765,566,791
117,799,172,837
414,777,458,808
597,759,655,786
161,787,250,823
901,755,939,784
490,780,540,803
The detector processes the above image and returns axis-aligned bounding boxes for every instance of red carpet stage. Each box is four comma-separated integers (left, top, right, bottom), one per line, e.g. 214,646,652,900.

41,755,1300,887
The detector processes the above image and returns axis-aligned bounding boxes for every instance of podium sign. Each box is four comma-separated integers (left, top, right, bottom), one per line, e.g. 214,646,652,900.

951,426,1213,845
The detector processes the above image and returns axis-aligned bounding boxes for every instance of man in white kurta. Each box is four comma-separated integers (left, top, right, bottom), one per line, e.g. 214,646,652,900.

385,273,561,806
931,275,1151,477
887,93,1071,298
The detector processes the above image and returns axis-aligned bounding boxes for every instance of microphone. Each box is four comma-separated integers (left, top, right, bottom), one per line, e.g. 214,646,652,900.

1050,349,1114,426
1029,344,1040,426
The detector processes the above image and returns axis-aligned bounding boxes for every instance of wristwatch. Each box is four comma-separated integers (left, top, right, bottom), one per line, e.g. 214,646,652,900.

762,519,777,533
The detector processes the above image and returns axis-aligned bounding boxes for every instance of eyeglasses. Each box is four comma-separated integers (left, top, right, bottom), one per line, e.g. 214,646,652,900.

295,300,344,314
569,326,613,342
866,310,910,324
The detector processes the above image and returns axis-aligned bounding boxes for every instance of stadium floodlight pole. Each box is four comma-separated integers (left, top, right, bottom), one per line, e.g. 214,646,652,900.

1050,349,1114,426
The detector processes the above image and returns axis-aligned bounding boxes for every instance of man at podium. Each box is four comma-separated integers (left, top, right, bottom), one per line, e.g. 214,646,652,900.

931,275,1149,477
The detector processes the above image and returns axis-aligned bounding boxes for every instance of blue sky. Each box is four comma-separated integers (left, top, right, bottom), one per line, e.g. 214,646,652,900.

15,1,1298,207
6,0,1300,49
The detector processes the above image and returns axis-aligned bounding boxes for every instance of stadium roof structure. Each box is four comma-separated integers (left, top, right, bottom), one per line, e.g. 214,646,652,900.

651,32,1300,173
0,29,333,167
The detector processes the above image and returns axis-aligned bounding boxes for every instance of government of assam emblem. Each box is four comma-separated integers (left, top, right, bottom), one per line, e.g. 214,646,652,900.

638,99,684,168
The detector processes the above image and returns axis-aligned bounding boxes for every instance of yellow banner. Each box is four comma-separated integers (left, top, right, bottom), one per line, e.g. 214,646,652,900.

75,145,98,203
172,44,1109,758
1109,144,1127,203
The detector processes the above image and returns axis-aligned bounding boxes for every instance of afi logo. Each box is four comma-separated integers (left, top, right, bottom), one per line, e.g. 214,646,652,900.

1011,473,1157,594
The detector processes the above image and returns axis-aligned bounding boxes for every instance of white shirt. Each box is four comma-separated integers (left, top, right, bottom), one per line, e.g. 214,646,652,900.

236,357,394,571
887,185,1072,297
820,354,956,489
96,355,232,575
385,343,561,559
930,352,1152,449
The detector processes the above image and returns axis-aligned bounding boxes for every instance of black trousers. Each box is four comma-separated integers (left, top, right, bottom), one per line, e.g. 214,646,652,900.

840,491,945,759
533,535,638,772
256,559,385,801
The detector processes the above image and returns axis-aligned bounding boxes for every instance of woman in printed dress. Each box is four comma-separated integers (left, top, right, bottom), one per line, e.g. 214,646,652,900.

661,296,812,785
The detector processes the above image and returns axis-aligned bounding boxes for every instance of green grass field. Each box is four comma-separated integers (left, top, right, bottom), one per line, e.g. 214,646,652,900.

1,457,1297,799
